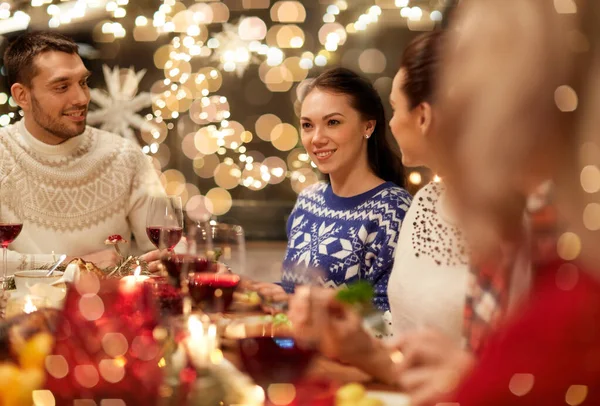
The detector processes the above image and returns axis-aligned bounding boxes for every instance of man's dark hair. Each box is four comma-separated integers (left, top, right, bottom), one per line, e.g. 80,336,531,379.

3,31,79,88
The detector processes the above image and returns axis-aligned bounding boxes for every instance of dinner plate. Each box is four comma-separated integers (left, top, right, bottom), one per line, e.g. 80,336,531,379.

367,390,411,406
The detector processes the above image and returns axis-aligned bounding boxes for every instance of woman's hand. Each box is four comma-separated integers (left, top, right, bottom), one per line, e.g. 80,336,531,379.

393,328,475,406
288,286,398,385
249,282,288,312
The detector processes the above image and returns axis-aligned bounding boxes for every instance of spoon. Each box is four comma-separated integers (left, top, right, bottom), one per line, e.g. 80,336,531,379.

46,254,67,277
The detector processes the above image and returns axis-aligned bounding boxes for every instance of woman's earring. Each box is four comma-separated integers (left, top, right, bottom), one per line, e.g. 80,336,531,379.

365,133,371,139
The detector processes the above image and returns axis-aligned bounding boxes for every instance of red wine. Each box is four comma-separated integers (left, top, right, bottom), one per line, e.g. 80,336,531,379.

161,254,212,286
238,336,315,388
188,273,240,312
146,226,183,250
0,223,23,248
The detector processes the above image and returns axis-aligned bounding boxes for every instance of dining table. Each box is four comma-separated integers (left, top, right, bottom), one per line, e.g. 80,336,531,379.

218,306,409,405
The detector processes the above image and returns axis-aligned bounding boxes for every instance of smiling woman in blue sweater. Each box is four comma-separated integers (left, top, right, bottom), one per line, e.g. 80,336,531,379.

257,68,411,312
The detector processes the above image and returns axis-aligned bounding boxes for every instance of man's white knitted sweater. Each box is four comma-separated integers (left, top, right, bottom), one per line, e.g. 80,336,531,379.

0,120,163,274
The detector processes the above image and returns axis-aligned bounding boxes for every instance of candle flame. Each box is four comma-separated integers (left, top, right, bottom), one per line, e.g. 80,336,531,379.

23,296,37,314
188,315,204,339
133,266,141,278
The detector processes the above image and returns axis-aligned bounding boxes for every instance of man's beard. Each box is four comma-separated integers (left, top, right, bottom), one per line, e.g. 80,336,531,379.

31,94,87,141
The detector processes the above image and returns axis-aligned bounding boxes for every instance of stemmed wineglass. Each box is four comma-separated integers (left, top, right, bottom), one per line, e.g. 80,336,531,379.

146,196,183,251
186,221,245,313
0,180,24,289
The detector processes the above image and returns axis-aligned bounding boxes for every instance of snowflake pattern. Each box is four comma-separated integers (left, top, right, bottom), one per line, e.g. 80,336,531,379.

281,182,412,311
87,65,157,144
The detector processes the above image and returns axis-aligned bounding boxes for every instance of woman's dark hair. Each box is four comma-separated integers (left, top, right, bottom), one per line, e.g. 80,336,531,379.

301,67,406,188
400,30,443,109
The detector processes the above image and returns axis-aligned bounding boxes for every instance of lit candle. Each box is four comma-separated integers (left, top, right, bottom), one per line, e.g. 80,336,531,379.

185,315,220,368
121,266,149,292
23,295,37,314
186,315,207,366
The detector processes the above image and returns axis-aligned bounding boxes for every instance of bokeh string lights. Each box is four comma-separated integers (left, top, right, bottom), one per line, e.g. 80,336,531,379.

0,0,449,218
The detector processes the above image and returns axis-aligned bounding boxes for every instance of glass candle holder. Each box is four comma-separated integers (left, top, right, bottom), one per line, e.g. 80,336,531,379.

5,294,49,318
44,275,164,405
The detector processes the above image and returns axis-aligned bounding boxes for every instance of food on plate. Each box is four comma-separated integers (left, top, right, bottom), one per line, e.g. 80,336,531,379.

336,383,384,406
233,290,261,306
223,313,293,339
68,257,105,279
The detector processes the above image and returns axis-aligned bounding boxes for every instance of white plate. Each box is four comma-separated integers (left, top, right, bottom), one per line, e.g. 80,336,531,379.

367,390,411,406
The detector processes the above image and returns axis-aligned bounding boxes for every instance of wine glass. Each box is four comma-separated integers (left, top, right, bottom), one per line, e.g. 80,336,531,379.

146,196,183,251
0,180,24,289
186,221,245,313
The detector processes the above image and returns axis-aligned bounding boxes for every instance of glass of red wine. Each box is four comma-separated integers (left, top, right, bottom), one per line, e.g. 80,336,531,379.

146,196,183,251
238,336,316,392
185,221,245,313
0,181,24,289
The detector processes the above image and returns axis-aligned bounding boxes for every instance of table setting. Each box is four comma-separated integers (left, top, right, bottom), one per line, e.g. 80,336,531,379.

0,195,408,406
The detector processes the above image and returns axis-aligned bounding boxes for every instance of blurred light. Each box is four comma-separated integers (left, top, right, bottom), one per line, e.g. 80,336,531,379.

369,6,382,16
554,0,577,14
314,55,327,66
555,85,578,112
581,165,600,193
395,0,409,6
583,203,600,231
114,7,126,18
565,385,588,405
557,232,581,261
358,49,386,74
267,384,296,406
509,374,535,397
409,6,422,21
409,171,422,185
323,13,335,23
206,187,232,215
299,58,313,69
74,365,100,389
430,10,443,21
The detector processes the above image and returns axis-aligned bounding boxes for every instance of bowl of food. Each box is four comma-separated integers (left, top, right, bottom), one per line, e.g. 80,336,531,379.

223,314,293,340
13,271,64,294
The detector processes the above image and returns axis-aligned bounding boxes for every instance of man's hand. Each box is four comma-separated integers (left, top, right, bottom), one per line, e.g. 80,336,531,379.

139,250,163,273
78,249,120,268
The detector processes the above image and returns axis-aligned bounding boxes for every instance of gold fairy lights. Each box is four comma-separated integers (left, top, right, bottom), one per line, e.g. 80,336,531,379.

141,0,325,214
0,1,449,217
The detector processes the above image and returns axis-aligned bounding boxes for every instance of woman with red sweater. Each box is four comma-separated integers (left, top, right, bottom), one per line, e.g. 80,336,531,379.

423,0,600,404
290,0,600,405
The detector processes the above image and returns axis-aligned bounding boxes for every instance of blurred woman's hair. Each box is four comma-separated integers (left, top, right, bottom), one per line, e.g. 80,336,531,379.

400,30,444,109
434,0,600,266
300,67,406,188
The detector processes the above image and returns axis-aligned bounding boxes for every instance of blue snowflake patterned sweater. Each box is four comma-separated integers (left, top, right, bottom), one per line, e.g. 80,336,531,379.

281,181,412,311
